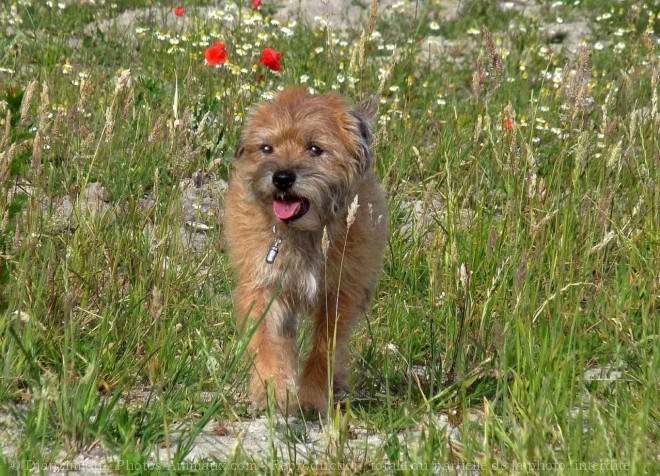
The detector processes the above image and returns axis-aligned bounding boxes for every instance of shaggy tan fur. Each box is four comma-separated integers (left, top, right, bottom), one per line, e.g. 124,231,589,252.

224,87,387,413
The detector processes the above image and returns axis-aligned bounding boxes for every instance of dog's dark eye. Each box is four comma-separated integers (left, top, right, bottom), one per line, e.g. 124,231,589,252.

260,144,273,154
309,145,323,157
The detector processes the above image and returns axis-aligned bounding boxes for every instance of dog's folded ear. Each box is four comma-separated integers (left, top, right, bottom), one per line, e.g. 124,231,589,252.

349,96,379,169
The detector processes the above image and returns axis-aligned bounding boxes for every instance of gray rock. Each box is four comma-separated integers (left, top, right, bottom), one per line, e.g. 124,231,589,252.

542,20,591,53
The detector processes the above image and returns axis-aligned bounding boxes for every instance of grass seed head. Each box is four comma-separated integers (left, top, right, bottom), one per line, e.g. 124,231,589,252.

78,76,92,110
149,115,166,144
31,131,42,174
347,194,360,230
1,110,11,149
104,105,115,142
483,26,503,88
38,83,51,132
606,140,623,173
458,263,469,289
641,33,655,55
376,53,398,97
321,226,330,259
472,52,485,98
52,111,64,139
590,230,617,254
149,286,163,319
562,46,593,119
573,131,590,177
123,88,135,119
20,80,39,125
0,209,8,235
114,68,131,95
1,143,16,184
515,252,528,292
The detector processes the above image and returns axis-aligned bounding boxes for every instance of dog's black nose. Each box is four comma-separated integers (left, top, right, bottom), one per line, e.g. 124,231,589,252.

272,170,296,191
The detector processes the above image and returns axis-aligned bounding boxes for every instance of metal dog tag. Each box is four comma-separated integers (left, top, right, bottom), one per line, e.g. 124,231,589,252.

265,237,281,264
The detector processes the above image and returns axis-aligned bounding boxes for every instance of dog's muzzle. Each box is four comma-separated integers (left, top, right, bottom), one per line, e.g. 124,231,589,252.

271,170,310,222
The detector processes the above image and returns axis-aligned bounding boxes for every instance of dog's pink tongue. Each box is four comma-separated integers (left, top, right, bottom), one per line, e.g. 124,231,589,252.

273,198,302,220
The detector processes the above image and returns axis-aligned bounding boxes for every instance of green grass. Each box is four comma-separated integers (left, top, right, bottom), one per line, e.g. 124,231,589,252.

1,0,659,473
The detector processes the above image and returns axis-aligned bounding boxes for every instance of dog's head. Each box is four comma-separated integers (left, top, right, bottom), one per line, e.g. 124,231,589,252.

234,87,377,230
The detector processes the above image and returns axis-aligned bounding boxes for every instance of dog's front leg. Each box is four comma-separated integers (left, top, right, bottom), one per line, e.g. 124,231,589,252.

235,285,297,412
298,291,359,414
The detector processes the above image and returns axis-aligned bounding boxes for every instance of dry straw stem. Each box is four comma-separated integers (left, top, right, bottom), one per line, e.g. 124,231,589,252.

532,282,596,323
20,80,38,125
589,230,617,255
532,209,558,235
153,167,160,199
502,103,515,122
515,252,528,292
376,52,398,98
350,0,379,74
628,102,638,143
525,144,538,200
652,67,658,123
362,0,380,69
525,145,539,228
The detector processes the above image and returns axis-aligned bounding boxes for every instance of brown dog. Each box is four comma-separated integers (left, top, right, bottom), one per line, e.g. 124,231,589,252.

224,87,387,413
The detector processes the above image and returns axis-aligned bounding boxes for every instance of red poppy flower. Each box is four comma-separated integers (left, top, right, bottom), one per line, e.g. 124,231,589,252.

174,5,184,16
252,0,262,9
504,118,514,131
205,42,228,66
260,47,283,72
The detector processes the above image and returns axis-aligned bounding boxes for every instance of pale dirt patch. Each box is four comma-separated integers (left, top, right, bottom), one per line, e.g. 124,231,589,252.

3,413,464,474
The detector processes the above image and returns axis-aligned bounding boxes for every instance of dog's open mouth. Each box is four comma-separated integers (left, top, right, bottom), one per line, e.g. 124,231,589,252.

273,195,310,222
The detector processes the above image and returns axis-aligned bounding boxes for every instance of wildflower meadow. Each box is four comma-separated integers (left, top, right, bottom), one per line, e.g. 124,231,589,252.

0,0,659,473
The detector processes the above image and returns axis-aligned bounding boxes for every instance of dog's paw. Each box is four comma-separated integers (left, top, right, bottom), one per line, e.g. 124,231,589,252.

250,376,299,415
297,385,329,415
332,373,349,393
